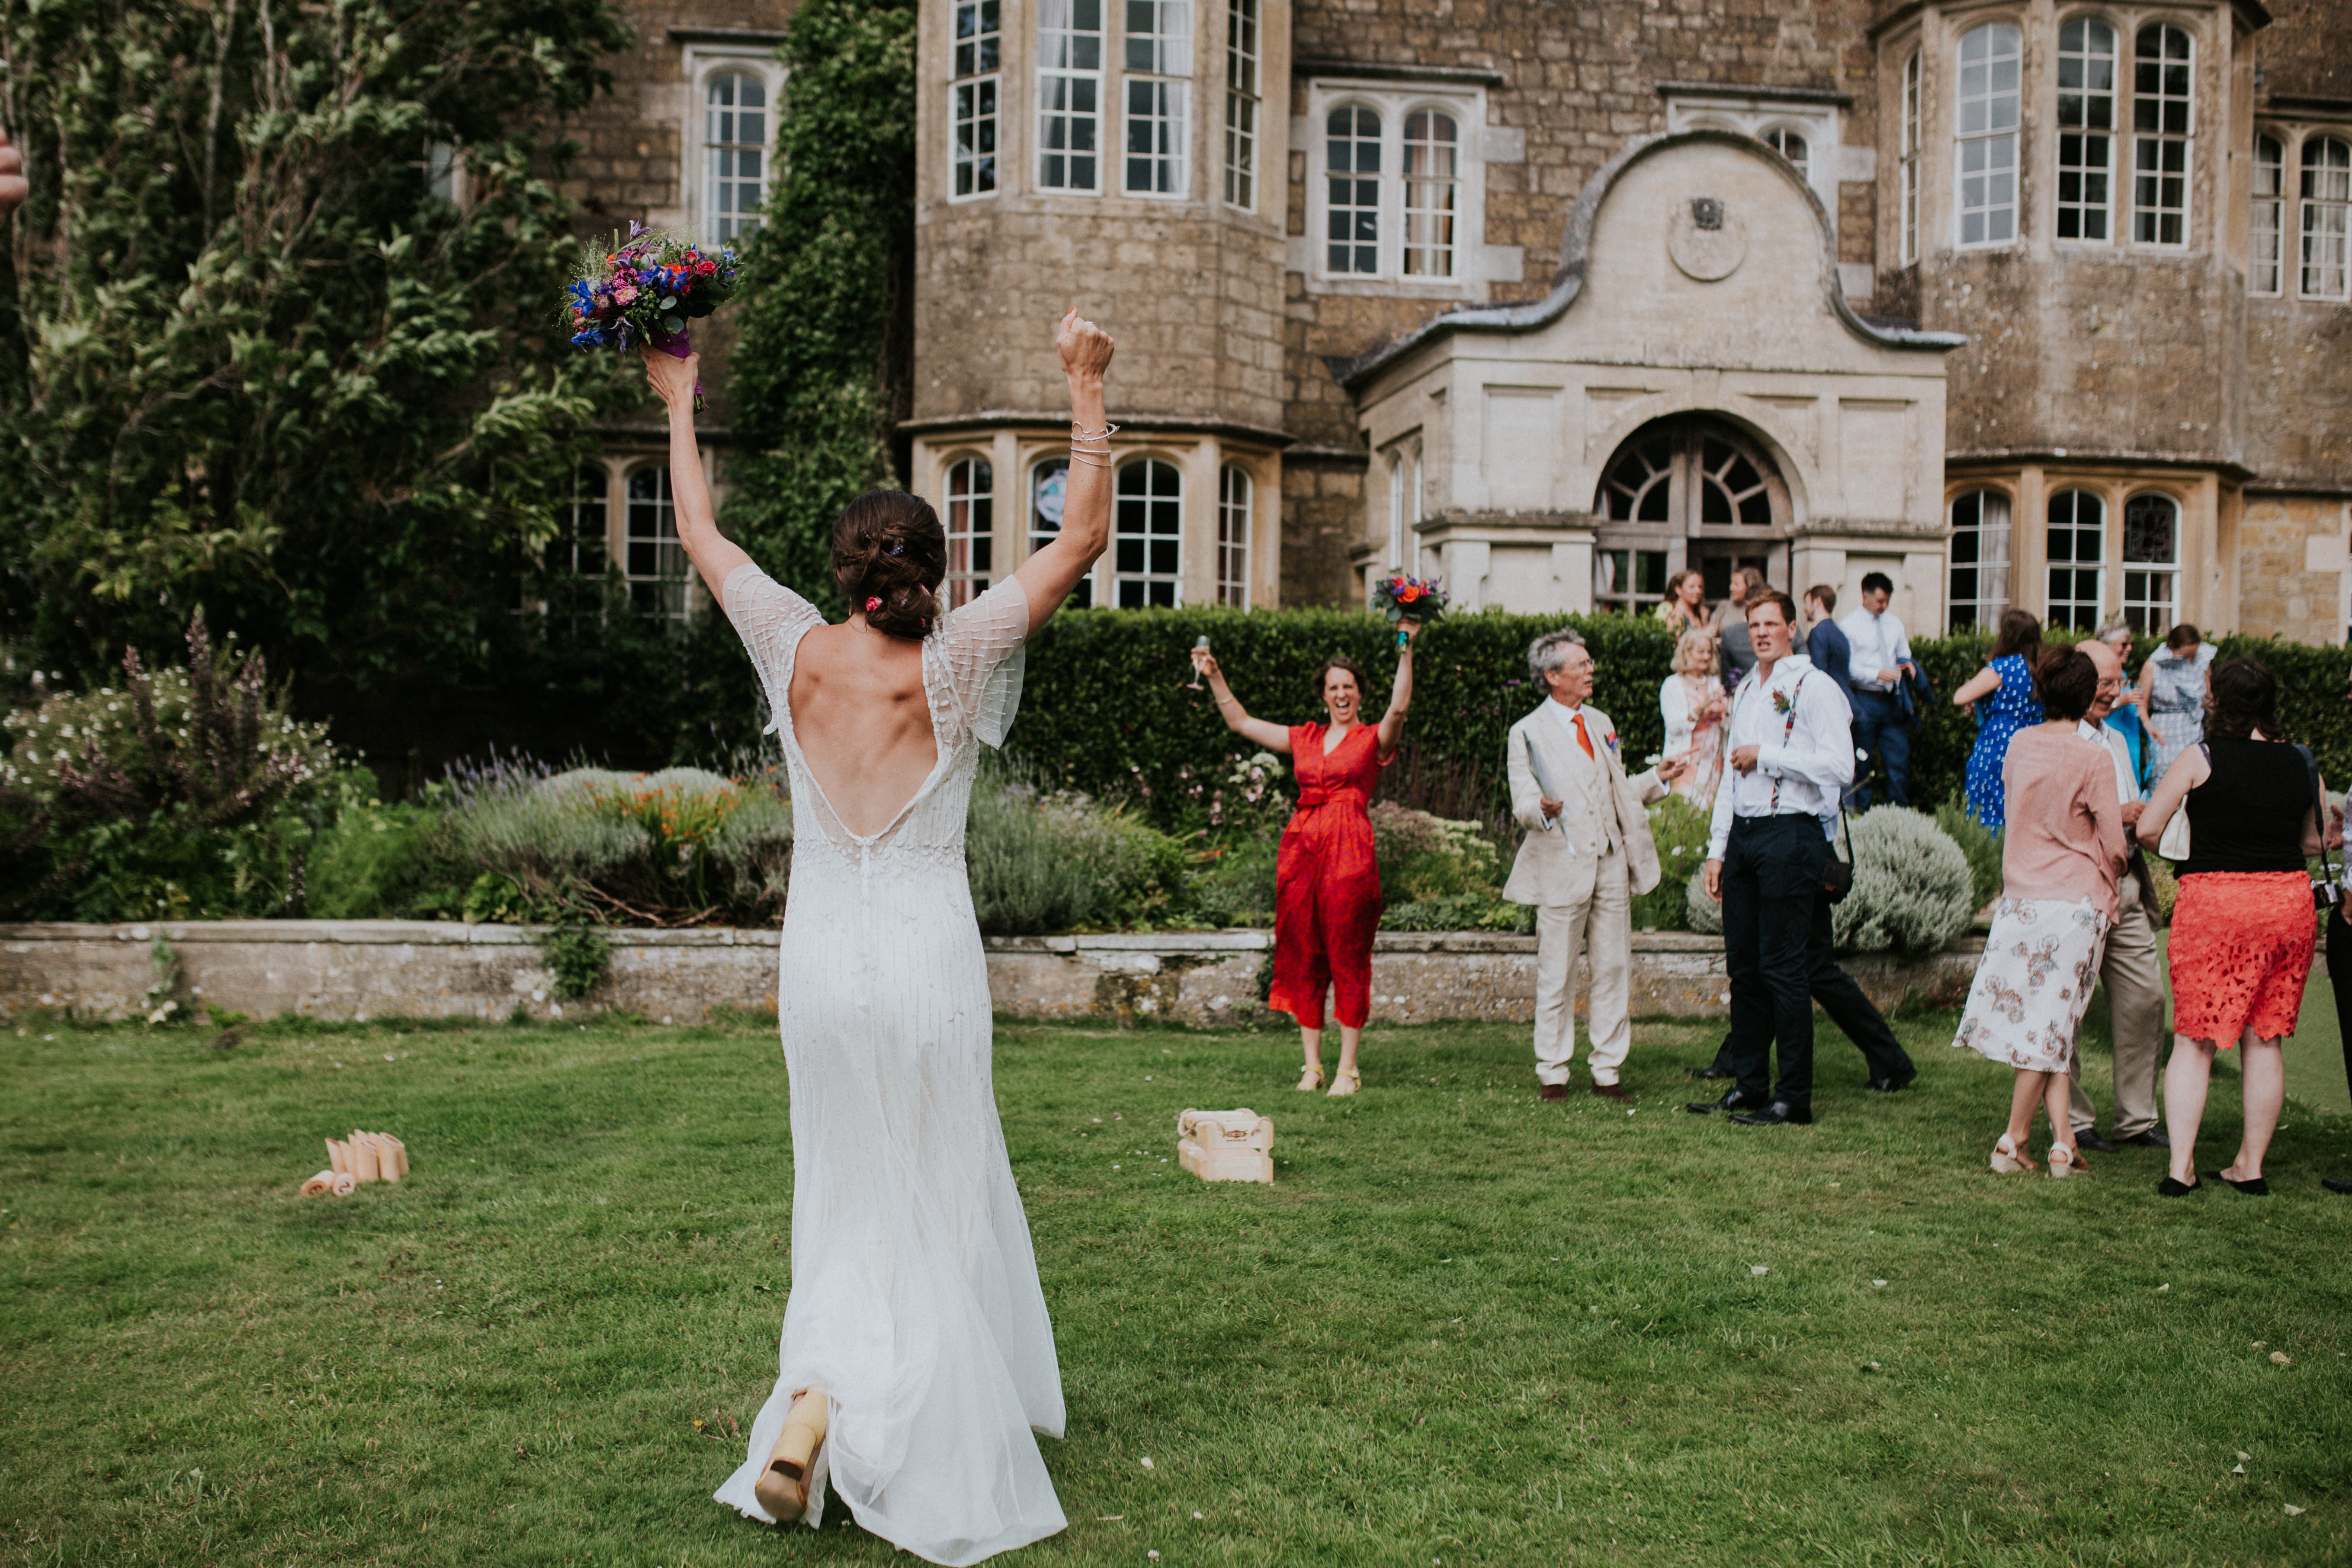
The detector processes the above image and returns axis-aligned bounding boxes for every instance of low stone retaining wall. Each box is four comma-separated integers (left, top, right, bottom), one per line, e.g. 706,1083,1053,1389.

0,920,1986,1028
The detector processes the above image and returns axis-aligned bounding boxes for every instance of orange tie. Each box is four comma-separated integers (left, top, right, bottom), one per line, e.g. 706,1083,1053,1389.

1573,712,1595,759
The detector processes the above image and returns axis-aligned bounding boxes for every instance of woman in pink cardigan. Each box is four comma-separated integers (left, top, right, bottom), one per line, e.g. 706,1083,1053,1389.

1951,646,2130,1178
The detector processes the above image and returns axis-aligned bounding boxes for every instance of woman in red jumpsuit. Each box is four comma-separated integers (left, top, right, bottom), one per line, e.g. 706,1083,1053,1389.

1192,626,1418,1095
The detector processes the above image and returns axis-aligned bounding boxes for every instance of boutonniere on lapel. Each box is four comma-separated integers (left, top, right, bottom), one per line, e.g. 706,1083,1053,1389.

1604,731,1620,751
1771,688,1796,717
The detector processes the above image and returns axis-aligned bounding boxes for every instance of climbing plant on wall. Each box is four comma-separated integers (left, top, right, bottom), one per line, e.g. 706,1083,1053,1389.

717,0,920,619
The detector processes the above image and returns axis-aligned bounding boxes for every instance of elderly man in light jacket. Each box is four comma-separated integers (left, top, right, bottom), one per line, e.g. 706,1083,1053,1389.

1505,629,1683,1103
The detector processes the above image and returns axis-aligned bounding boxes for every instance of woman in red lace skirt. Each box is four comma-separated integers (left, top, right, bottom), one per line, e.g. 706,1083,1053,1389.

1193,628,1418,1096
2138,657,2335,1198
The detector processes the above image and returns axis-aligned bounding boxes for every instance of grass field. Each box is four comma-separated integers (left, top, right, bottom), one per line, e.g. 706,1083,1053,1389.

3,1005,2348,1568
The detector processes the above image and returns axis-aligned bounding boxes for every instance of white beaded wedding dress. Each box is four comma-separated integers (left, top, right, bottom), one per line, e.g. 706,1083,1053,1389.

710,564,1067,1564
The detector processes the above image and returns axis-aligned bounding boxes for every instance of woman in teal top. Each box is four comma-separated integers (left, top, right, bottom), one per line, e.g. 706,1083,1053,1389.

2094,619,2147,793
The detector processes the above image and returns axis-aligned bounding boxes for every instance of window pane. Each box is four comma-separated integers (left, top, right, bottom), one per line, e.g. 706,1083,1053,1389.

2130,26,2192,245
1402,111,1458,276
1038,0,1103,191
2252,134,2285,294
1125,77,1188,195
1030,458,1090,607
626,467,688,628
2301,138,2352,300
1223,0,1259,208
706,73,771,241
1217,464,1250,607
1901,52,1920,263
2044,489,2104,630
1326,106,1381,273
945,458,995,608
1113,459,1183,607
1956,25,2022,248
2055,20,2115,240
2121,492,2179,634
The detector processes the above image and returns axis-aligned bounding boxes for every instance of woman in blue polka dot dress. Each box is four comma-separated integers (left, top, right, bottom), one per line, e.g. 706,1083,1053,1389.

1951,609,2047,830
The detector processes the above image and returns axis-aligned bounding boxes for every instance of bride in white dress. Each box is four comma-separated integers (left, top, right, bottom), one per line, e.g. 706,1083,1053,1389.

639,311,1117,1565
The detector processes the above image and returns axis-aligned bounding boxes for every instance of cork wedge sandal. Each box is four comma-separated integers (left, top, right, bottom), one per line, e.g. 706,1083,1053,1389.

753,1389,828,1523
1989,1134,2040,1174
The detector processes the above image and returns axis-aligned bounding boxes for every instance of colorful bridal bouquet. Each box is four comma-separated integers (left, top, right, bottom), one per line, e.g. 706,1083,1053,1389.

562,223,739,398
1372,573,1447,646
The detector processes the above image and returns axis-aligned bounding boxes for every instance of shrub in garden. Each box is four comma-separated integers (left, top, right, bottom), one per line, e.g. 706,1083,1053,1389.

430,760,792,927
1832,807,1977,954
1370,802,1522,932
1632,794,1713,932
0,612,340,920
1932,800,2003,913
966,762,1193,933
1683,806,1974,954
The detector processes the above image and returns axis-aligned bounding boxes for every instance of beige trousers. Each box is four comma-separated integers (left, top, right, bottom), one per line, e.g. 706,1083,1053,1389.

1533,850,1633,1086
2071,870,2166,1139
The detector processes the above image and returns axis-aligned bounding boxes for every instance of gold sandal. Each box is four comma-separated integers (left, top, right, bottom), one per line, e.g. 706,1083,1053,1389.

754,1389,828,1522
1296,1065,1325,1092
1326,1068,1361,1098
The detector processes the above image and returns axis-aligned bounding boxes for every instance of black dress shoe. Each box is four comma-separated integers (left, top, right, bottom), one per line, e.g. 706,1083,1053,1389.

1866,1068,1918,1094
1539,1083,1568,1103
1730,1100,1813,1126
2120,1130,2172,1149
2323,1177,2352,1195
2074,1131,2118,1154
1686,1065,1736,1081
2211,1169,2271,1196
2156,1175,2201,1197
1685,1087,1762,1116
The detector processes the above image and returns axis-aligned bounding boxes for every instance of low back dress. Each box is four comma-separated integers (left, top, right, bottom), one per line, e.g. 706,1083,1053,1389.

711,564,1066,1567
1963,653,2044,828
1268,722,1388,1033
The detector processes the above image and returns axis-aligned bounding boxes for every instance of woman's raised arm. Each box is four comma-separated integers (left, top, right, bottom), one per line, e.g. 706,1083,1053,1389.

1375,622,1419,759
1014,310,1117,626
642,348,752,601
1190,650,1292,754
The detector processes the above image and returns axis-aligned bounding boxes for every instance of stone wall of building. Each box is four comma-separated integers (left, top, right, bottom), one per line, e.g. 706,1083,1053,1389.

2238,494,2350,644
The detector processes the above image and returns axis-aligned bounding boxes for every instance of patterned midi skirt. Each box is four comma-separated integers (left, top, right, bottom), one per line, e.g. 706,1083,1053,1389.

2169,871,2314,1048
1952,897,2111,1073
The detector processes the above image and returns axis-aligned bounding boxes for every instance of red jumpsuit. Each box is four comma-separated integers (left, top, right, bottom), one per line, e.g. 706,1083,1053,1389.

1269,723,1389,1031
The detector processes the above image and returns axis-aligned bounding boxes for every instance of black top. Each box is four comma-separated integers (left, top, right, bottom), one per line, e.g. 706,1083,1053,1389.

2178,737,2313,878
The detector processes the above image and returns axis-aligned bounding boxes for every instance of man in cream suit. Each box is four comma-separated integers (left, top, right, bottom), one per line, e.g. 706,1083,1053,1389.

1504,629,1683,1103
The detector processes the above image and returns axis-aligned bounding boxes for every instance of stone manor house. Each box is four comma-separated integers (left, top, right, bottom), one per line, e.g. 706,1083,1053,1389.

550,0,2350,644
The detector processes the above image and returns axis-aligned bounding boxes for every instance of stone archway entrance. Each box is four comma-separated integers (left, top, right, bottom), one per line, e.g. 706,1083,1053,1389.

1591,415,1792,612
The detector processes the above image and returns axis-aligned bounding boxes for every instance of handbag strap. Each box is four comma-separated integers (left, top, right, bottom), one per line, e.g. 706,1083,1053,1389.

2296,743,2338,886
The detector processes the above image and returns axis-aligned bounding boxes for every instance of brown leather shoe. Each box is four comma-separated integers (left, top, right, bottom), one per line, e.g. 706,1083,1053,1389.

1590,1082,1630,1103
1539,1083,1568,1102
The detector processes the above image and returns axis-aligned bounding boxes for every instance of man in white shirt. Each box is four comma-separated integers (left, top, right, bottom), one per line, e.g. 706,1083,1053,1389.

1688,590,1856,1126
2075,637,2169,1151
1836,572,1915,809
1503,630,1684,1103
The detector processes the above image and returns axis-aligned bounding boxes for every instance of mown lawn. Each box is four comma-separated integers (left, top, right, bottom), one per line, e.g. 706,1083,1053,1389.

1,1006,2347,1567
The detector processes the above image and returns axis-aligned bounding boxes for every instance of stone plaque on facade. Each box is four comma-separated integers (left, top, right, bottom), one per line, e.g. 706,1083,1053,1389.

1668,196,1747,282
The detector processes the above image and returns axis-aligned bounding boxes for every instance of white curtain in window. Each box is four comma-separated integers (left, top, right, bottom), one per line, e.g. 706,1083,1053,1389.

2131,25,2192,246
2303,137,2352,301
1217,465,1250,607
1038,0,1103,191
1955,24,2021,247
1402,111,1459,276
1223,0,1259,208
2253,135,2286,295
1123,1,1191,196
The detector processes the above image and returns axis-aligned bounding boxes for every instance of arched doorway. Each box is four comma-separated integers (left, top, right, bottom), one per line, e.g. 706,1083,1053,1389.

1592,416,1792,612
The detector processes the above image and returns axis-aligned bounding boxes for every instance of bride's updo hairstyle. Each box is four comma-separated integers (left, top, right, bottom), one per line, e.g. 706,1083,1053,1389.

834,490,947,640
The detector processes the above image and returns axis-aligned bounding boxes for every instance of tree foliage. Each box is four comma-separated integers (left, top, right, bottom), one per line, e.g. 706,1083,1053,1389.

718,0,918,616
0,0,633,696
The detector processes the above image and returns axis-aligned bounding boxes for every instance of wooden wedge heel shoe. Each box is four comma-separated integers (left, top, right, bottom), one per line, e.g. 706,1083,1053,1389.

753,1389,828,1523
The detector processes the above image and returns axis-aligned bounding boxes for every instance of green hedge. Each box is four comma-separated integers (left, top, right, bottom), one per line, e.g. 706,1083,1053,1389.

1016,610,2352,824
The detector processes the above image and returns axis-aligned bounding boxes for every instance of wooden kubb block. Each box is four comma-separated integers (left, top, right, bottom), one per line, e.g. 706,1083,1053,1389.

1178,1108,1274,1184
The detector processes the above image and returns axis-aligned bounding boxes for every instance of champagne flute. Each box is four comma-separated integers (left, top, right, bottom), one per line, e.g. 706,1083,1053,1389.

1189,635,1209,690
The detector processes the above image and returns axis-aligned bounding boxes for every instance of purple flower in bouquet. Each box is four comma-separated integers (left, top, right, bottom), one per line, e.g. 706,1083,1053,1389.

562,223,739,398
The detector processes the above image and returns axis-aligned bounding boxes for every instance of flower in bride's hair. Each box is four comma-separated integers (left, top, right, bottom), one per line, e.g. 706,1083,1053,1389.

866,596,882,612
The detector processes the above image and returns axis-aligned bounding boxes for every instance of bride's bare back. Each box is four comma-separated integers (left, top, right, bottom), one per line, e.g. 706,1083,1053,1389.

789,625,935,838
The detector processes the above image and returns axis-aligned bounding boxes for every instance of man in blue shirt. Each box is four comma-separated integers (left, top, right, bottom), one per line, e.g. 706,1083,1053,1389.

1804,585,1857,707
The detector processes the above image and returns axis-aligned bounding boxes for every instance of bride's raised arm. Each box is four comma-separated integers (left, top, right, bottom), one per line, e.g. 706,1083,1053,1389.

1013,309,1116,625
641,347,753,601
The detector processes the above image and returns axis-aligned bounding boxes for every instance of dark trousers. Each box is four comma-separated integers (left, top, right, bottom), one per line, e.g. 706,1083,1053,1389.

1708,882,1913,1083
1722,814,1829,1107
2330,909,2352,1109
1850,689,1911,809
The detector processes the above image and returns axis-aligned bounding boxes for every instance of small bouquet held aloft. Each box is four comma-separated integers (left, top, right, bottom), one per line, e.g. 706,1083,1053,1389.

1372,573,1447,646
563,224,738,400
